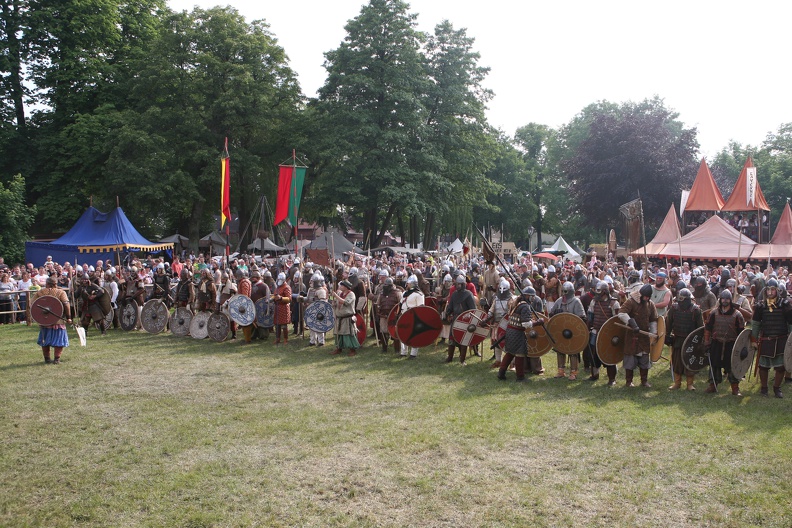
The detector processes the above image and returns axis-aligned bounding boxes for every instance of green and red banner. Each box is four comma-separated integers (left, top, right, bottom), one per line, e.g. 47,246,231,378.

274,165,306,226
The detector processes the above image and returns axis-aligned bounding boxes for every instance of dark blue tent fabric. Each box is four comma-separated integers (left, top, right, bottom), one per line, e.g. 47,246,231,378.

25,207,172,266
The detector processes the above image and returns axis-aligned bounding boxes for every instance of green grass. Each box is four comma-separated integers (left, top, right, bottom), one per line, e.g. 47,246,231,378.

1,324,791,527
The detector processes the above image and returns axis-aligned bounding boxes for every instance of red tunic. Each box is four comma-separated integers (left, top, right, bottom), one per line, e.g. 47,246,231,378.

273,283,292,325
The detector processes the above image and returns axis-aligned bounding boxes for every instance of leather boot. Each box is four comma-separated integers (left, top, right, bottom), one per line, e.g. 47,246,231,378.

759,368,769,396
587,367,599,381
639,368,651,388
668,373,682,390
459,347,468,365
42,347,52,364
393,341,400,354
568,370,578,381
381,340,388,353
445,345,455,363
705,383,717,393
773,370,785,398
606,365,617,386
625,369,634,387
730,382,742,396
686,375,696,391
554,368,566,379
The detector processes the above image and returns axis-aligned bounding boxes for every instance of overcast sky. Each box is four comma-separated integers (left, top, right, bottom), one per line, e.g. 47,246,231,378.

169,0,792,158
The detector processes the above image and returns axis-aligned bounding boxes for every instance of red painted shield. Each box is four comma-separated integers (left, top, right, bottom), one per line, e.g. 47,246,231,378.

355,313,367,346
425,297,439,311
387,304,400,337
31,295,65,326
451,309,489,347
396,306,443,348
494,317,509,343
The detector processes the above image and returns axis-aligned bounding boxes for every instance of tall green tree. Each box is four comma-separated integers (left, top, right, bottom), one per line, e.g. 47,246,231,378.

418,20,496,248
0,174,35,263
311,0,428,249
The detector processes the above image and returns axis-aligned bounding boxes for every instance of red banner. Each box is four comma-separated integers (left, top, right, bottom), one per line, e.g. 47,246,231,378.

274,166,292,225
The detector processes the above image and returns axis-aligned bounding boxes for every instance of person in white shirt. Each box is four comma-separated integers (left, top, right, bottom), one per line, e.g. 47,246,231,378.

399,275,425,359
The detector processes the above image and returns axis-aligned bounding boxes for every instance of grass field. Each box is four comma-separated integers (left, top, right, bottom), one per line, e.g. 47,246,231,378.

1,323,791,527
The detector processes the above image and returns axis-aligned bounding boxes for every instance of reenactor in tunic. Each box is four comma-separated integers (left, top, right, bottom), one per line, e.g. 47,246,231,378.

750,279,792,398
487,279,514,369
550,282,586,380
544,266,561,313
250,270,271,340
399,275,425,359
376,278,402,353
704,289,745,395
650,272,672,317
272,272,292,345
174,269,195,309
618,284,659,388
443,275,477,364
80,277,108,335
586,281,621,385
692,276,717,314
497,286,543,382
435,274,453,345
300,273,328,346
330,280,359,356
32,276,72,364
196,269,216,312
665,288,704,391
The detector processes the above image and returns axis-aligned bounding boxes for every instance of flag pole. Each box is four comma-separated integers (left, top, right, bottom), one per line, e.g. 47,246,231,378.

223,137,230,270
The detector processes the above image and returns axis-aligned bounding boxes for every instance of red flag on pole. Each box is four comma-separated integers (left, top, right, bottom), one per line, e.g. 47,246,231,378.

274,166,293,226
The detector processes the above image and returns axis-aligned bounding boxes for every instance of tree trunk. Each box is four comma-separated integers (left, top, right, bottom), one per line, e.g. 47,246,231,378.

422,212,435,249
397,211,405,248
368,203,397,249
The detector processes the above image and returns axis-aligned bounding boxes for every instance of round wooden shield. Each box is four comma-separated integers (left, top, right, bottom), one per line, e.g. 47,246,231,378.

396,305,443,348
227,294,255,326
425,297,439,311
30,295,65,326
525,314,552,357
596,316,627,366
387,305,400,337
451,309,489,347
170,307,193,337
785,333,792,373
731,328,755,380
681,326,708,372
305,300,334,333
546,312,589,354
141,299,169,334
255,298,274,328
120,299,139,331
355,313,367,345
650,315,667,362
190,311,210,339
208,312,230,342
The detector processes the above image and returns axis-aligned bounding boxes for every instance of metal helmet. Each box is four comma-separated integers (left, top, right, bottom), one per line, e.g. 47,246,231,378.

767,278,779,289
455,275,466,285
676,280,686,292
595,281,609,295
639,284,653,298
276,272,286,285
498,279,510,294
406,275,418,286
678,288,692,301
692,268,701,277
384,277,394,286
379,269,389,278
694,276,707,288
547,265,556,274
522,286,536,296
719,289,732,301
629,270,640,282
443,274,452,283
562,281,575,296
726,278,737,289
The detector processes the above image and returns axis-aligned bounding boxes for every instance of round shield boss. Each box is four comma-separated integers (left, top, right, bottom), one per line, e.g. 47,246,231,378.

387,305,400,337
227,294,256,326
120,299,139,331
31,295,65,326
355,313,367,345
208,312,230,342
396,305,443,348
190,311,210,339
305,300,334,333
141,299,169,334
171,307,193,337
681,326,708,372
547,312,589,354
731,328,755,380
255,297,274,328
525,314,552,357
451,309,489,347
596,316,627,366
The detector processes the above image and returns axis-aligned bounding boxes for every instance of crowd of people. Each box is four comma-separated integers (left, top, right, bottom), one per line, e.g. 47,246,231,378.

5,248,792,398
